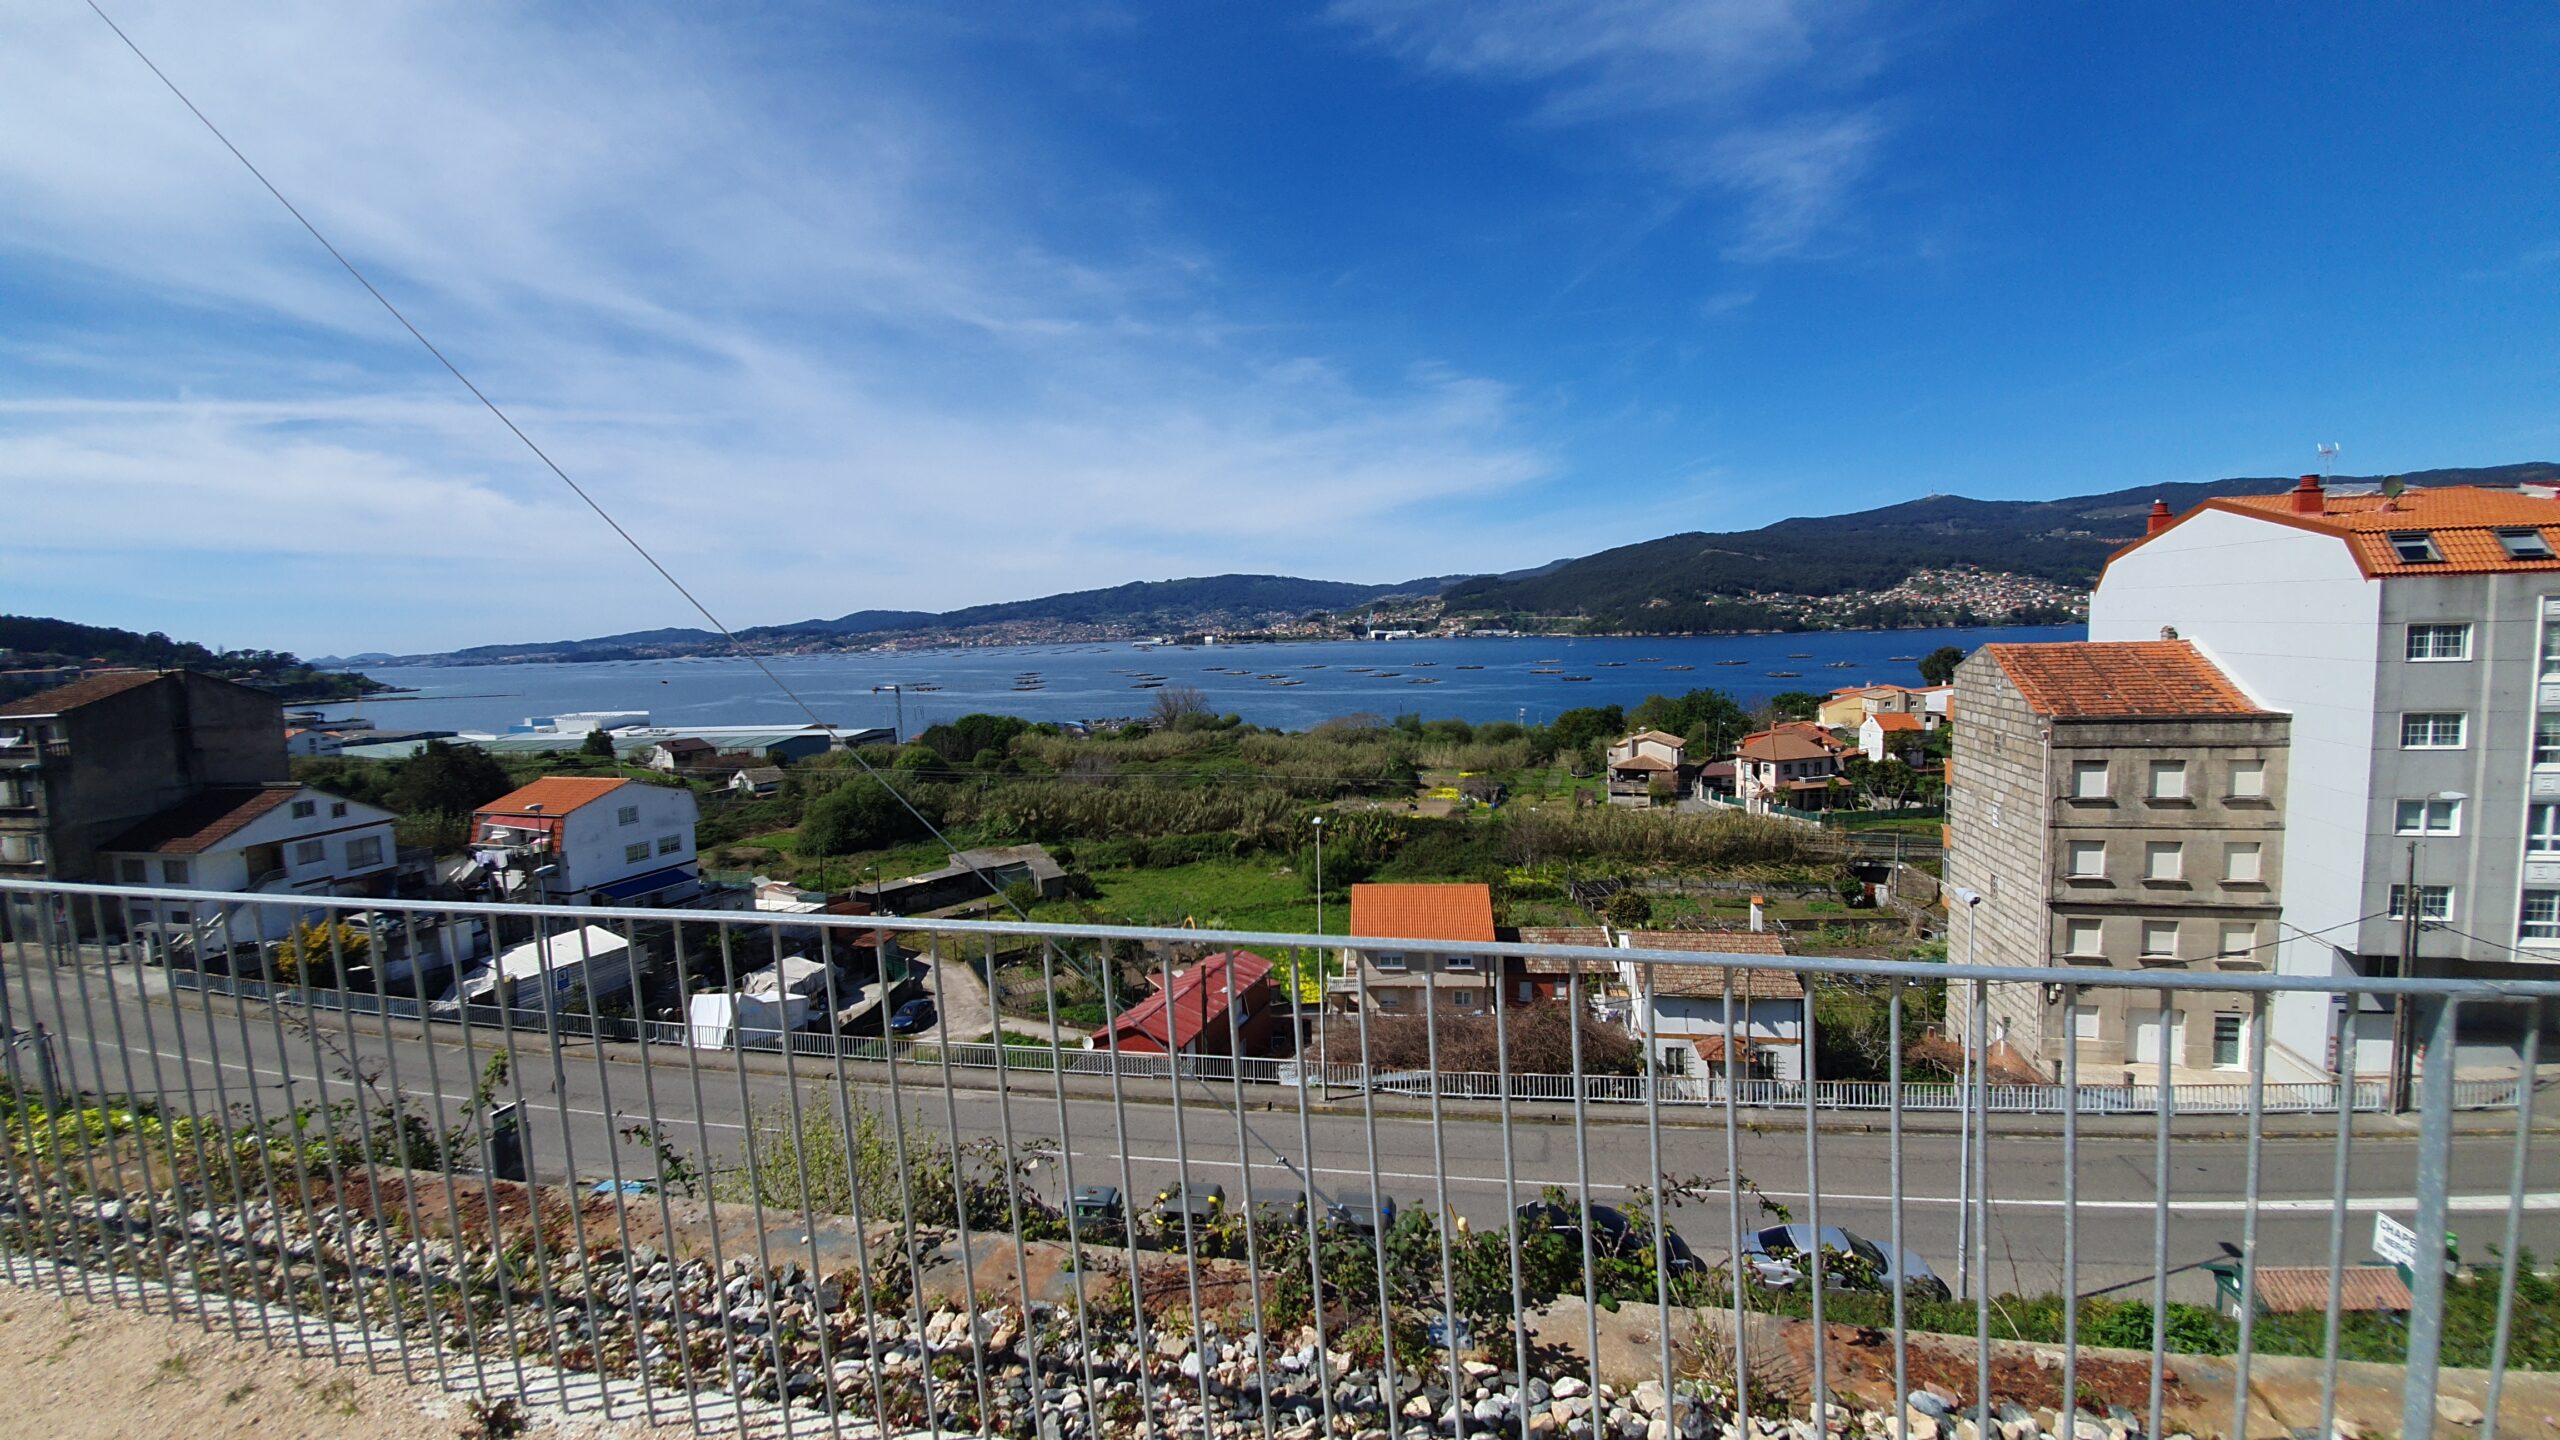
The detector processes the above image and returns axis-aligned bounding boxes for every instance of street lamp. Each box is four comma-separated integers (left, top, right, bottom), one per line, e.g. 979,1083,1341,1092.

1949,884,1984,1300
1312,814,1327,1082
2390,789,2467,1113
870,684,905,743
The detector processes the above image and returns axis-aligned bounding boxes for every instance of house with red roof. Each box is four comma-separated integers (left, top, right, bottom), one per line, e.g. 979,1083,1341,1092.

1856,709,1934,764
1327,882,1499,1017
1091,950,1277,1057
470,775,699,906
99,781,403,941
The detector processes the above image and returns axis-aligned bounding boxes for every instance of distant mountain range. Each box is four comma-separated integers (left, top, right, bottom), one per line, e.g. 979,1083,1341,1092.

321,463,2560,663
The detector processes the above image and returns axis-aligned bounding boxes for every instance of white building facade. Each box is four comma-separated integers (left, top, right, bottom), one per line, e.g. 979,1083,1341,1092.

470,776,700,906
101,782,402,941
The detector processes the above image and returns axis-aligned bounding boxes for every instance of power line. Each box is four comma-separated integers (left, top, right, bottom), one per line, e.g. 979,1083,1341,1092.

81,0,1049,931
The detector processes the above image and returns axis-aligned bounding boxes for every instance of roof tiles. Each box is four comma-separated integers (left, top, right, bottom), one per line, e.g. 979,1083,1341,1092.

474,776,633,819
1984,641,2269,719
104,785,305,855
2122,484,2560,578
1348,883,1496,944
1619,930,1802,999
0,669,165,718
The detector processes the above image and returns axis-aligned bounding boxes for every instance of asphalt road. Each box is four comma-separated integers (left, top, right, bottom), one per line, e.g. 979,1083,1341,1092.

10,953,2555,1308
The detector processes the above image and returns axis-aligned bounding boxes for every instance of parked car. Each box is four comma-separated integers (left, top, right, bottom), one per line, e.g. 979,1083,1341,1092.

888,998,938,1035
1070,1185,1125,1233
1155,1182,1226,1228
1739,1224,1947,1299
1325,1191,1397,1237
1516,1201,1706,1275
1249,1190,1309,1228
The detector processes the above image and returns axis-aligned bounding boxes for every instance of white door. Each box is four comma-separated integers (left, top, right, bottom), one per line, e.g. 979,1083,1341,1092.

2129,1007,2186,1065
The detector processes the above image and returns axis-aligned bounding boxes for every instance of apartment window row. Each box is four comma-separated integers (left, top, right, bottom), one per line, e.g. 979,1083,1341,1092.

2062,839,2262,884
2396,797,2461,835
2069,1004,2247,1067
2062,917,2261,963
2068,757,2266,802
2387,884,2453,922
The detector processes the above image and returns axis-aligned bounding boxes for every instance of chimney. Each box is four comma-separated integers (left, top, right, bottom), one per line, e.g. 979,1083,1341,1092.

2145,499,2172,535
2289,473,2325,515
1748,895,1766,933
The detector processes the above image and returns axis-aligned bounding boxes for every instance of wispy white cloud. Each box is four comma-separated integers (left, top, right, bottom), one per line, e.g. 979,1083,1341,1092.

1329,0,1901,260
0,2,1552,651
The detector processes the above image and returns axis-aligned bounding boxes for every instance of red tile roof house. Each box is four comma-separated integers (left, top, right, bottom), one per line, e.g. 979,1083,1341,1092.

1614,931,1807,1080
469,776,701,906
1327,882,1501,1018
1091,950,1277,1057
1857,709,1933,764
99,782,403,942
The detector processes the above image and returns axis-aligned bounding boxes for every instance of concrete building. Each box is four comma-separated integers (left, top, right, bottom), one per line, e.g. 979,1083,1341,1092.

468,776,700,906
1945,641,2296,1080
0,671,287,931
99,782,405,942
1327,883,1498,1017
2094,477,2560,1074
1605,730,1688,806
1614,930,1805,1079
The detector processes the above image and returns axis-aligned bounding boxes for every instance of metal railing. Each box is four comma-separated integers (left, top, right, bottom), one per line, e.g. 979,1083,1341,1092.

0,877,2555,1440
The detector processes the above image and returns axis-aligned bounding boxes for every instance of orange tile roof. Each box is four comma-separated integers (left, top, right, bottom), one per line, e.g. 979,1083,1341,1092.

1867,712,1927,732
2119,483,2560,578
474,776,632,819
1348,883,1495,943
105,785,305,855
1737,729,1841,762
1610,754,1677,772
1985,641,2271,719
1621,730,1686,747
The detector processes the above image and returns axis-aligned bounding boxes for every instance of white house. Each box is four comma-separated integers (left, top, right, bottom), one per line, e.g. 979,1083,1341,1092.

1858,710,1932,764
469,776,700,906
282,727,342,758
1613,930,1806,1080
101,782,401,941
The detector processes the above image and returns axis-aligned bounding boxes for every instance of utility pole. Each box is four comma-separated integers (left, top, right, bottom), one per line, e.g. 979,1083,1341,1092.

1950,885,1985,1299
2391,839,2420,1113
1312,814,1327,1086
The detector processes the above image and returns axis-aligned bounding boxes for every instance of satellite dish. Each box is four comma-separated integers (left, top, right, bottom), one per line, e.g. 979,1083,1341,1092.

2382,475,2406,499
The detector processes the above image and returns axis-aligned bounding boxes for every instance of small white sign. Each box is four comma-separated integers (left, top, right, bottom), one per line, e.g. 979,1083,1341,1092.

2373,1212,2420,1269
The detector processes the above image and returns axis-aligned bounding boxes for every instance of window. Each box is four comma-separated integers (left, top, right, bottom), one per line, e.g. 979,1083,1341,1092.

2394,798,2461,835
657,834,682,855
2501,528,2554,561
2388,531,2442,564
2533,805,2560,855
162,904,189,925
1517,979,1535,1003
2212,1014,2246,1069
2387,884,2453,922
2070,1003,2101,1041
2540,715,2560,766
2070,761,2110,801
2224,842,2263,883
345,836,383,869
624,842,651,863
1375,989,1407,1011
330,801,347,818
160,859,188,884
1372,951,1408,973
617,804,641,826
2063,918,2102,957
1443,954,1477,972
2405,623,2472,661
2523,891,2560,943
290,798,317,819
2401,713,2466,749
2147,760,2187,801
2219,922,2257,959
2066,840,2106,879
2144,841,2184,882
2547,617,2560,677
293,839,326,867
1449,990,1480,1010
119,858,145,883
2229,760,2267,799
2140,921,2179,960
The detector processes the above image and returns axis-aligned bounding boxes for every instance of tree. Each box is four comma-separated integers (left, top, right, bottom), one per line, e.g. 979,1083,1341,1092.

1151,685,1212,730
799,777,924,859
1603,889,1654,927
580,728,617,759
1631,688,1749,752
1918,645,1968,686
388,740,513,817
1767,691,1823,721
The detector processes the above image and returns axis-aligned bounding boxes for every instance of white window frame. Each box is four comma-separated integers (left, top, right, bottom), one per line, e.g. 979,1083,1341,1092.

624,841,651,864
160,859,188,884
2070,1002,2101,1041
1442,954,1478,973
2219,922,2257,959
2211,1013,2247,1069
2070,760,2110,801
2388,531,2442,564
2147,760,2188,801
345,835,384,870
656,834,683,855
2144,841,2184,882
2229,760,2267,800
2405,623,2472,661
2223,842,2263,883
1371,951,1408,973
2501,528,2554,561
2401,713,2467,750
2139,921,2179,960
617,804,641,827
2394,798,2461,836
2387,884,2453,922
290,798,317,820
2522,890,2560,944
2531,804,2560,856
292,839,327,867
2066,840,2106,879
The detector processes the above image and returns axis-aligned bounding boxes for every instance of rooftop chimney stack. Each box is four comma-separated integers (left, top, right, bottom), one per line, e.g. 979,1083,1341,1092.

2290,473,2325,515
2146,499,2173,535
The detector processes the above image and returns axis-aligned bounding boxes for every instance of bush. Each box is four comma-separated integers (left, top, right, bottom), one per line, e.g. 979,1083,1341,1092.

798,777,928,858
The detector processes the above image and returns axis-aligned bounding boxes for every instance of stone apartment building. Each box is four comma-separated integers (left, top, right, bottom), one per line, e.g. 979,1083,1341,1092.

1946,640,2295,1080
1326,882,1500,1017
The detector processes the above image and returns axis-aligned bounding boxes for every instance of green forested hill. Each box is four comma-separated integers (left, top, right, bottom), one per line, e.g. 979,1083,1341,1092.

0,616,390,705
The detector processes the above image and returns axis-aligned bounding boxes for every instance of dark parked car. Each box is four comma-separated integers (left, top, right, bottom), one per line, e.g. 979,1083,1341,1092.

1155,1182,1226,1228
888,998,937,1035
1325,1191,1397,1237
1070,1185,1124,1232
1740,1224,1946,1299
1516,1201,1706,1276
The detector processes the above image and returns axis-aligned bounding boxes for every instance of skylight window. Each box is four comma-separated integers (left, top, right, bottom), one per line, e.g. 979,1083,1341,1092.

2500,528,2554,560
2388,532,2442,564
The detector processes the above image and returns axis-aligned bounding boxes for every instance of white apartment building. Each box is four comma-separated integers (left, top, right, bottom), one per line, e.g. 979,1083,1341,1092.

100,782,401,941
469,776,700,906
2092,476,2560,1073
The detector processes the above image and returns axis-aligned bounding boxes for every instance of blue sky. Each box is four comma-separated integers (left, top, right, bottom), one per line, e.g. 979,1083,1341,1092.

4,2,2556,654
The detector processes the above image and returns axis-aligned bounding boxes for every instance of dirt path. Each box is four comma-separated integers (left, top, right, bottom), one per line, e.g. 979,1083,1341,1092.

0,1280,644,1440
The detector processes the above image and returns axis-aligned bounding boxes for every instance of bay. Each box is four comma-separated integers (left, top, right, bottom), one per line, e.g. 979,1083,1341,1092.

328,624,2081,736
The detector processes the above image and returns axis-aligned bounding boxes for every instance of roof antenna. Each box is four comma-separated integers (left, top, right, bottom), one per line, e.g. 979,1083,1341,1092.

2317,442,2340,482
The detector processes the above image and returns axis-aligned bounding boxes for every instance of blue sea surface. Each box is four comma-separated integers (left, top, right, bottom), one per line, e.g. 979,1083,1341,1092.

331,626,2081,735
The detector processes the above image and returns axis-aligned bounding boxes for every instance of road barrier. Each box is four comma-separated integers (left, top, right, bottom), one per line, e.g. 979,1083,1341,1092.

2,877,2554,1440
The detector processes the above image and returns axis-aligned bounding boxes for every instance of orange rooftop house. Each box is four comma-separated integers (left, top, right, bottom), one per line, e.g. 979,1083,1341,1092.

1328,882,1499,1018
2092,474,2560,1077
1732,722,1850,814
469,776,700,907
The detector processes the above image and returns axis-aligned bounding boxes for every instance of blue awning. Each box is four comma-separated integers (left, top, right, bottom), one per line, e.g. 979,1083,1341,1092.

589,865,696,902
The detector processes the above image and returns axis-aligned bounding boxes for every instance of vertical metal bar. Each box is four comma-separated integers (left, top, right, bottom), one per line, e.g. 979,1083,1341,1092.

1970,979,1990,1432
1218,941,1274,1440
767,920,842,1437
1889,979,1909,1440
455,906,536,1407
194,905,283,1347
874,926,947,1440
989,934,1050,1440
344,906,445,1391
271,898,379,1364
1349,936,1402,1413
488,909,582,1412
815,926,898,1440
317,906,410,1380
1803,977,1827,1427
2228,995,2271,1437
520,922,612,1414
2057,982,2078,1436
1033,936,1104,1440
627,917,705,1437
1494,957,1528,1440
2401,995,2464,1440
127,890,248,1342
1285,945,1337,1440
1154,942,1213,1440
224,903,324,1353
1640,958,1672,1431
1420,965,1466,1440
1095,939,1161,1434
2145,985,2173,1440
2313,998,2356,1440
586,918,660,1426
2481,1001,2542,1440
35,890,109,1303
927,933,994,1428
668,921,751,1440
1721,966,1748,1422
1565,964,1601,1419
390,907,492,1403
0,891,49,1283
88,892,177,1319
713,924,797,1440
